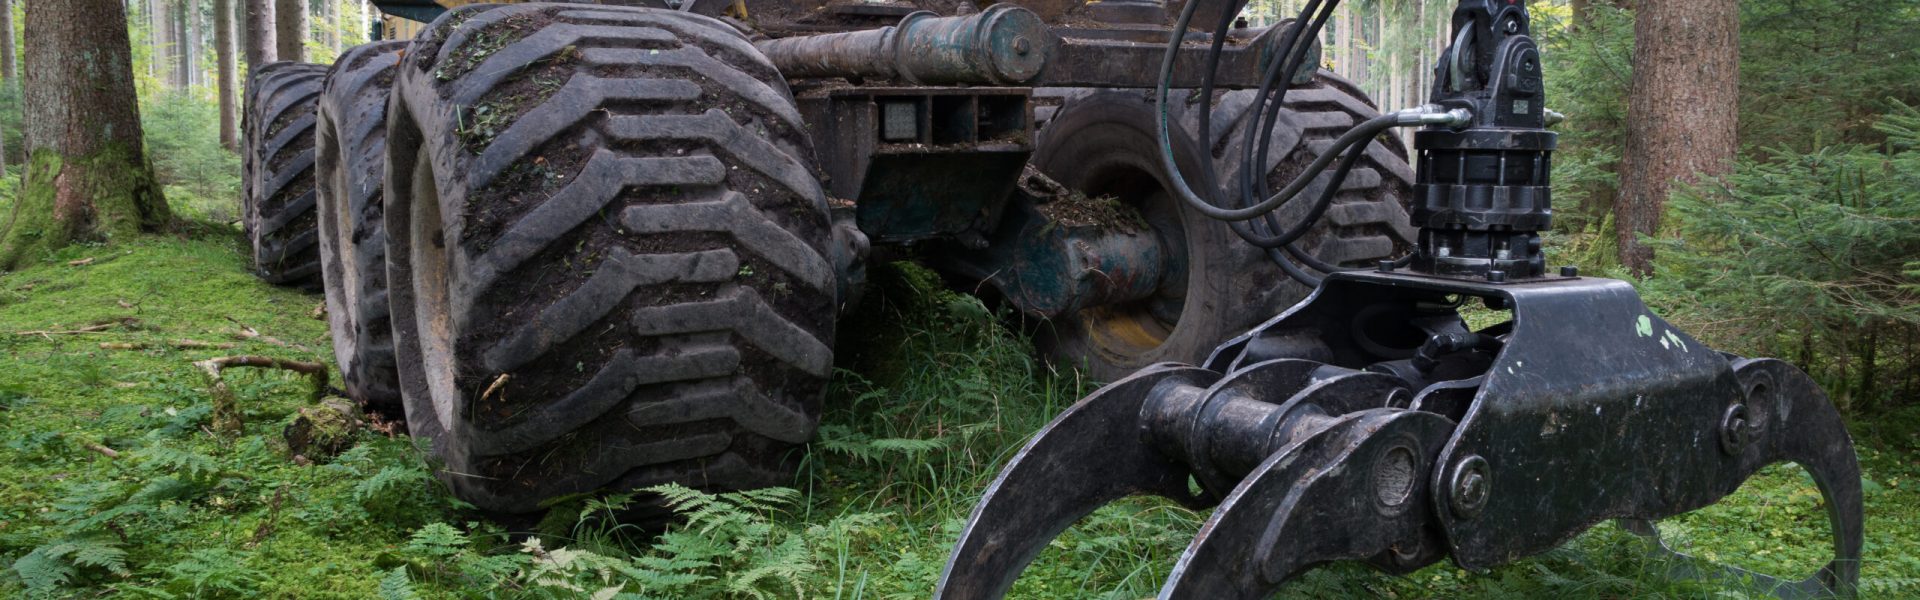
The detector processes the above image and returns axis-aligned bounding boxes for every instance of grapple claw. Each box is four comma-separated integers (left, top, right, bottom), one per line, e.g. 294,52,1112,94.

1162,409,1453,599
1619,358,1863,598
941,268,1865,598
934,364,1219,600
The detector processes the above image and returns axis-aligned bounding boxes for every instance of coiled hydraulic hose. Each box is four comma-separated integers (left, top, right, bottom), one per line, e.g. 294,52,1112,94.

1152,0,1358,222
1156,0,1464,284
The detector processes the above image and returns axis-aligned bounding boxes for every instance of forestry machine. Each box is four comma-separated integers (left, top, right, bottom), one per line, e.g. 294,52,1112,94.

937,0,1864,598
234,0,1861,594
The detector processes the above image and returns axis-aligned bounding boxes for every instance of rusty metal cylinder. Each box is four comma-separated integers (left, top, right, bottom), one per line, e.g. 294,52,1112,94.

755,4,1050,85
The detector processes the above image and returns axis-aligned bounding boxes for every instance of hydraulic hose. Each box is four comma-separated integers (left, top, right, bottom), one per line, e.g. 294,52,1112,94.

1156,0,1462,284
1226,113,1392,248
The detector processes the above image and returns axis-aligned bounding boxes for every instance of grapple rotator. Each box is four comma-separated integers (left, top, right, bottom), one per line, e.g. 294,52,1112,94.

938,1,1864,597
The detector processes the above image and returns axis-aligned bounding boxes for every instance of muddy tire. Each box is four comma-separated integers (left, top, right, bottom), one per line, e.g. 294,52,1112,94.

384,3,835,513
316,42,409,418
242,61,329,288
1029,78,1413,382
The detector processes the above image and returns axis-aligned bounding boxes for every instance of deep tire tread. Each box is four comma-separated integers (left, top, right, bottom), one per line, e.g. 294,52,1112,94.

317,41,409,417
386,3,832,512
243,61,329,288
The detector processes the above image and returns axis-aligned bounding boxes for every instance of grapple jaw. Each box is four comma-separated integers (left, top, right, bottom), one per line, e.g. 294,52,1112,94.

937,272,1863,599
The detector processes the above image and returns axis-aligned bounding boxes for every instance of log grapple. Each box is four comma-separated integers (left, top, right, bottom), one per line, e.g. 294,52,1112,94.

938,0,1864,597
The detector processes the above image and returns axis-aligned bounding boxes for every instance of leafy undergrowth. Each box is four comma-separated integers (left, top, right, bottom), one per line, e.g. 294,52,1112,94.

0,224,1916,598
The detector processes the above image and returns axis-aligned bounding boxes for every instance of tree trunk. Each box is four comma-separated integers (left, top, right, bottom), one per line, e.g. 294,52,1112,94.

1614,0,1739,276
215,0,237,150
244,0,272,68
0,0,11,174
273,0,303,62
189,0,205,87
2,0,170,270
1570,0,1590,31
173,0,189,87
189,0,204,86
323,0,337,53
0,0,16,81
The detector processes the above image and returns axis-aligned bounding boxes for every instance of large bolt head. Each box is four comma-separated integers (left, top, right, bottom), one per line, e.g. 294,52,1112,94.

1448,455,1491,518
1720,403,1751,455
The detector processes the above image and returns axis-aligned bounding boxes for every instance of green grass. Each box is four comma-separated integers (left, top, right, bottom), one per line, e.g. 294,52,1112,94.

0,222,1917,598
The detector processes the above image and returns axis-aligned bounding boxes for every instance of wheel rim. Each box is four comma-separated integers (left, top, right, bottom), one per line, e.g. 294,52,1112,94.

317,115,361,369
408,147,460,428
1073,165,1189,364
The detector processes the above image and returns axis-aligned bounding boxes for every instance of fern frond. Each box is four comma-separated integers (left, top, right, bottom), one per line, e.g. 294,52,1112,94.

404,522,470,558
379,566,423,600
11,547,77,593
132,443,221,481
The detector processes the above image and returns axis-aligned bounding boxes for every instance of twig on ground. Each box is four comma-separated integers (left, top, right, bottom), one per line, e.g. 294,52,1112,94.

54,432,121,458
226,318,313,352
17,323,114,337
67,257,94,267
15,317,139,337
481,373,511,403
197,355,329,436
100,339,238,351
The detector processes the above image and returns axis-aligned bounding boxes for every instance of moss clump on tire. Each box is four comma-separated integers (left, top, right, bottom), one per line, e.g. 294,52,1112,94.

242,61,328,288
316,41,409,419
384,2,836,513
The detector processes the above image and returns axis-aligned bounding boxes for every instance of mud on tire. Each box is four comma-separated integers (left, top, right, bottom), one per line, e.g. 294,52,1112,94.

317,41,409,418
1028,75,1414,382
385,3,836,512
242,61,328,288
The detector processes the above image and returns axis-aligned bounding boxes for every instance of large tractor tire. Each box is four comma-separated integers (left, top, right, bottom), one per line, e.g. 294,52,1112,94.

1028,77,1413,382
242,61,329,288
384,3,836,513
316,41,409,418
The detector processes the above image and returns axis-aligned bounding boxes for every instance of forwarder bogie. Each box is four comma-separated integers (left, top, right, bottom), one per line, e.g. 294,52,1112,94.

262,0,1417,516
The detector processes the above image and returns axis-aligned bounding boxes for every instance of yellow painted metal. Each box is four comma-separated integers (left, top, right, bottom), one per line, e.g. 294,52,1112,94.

378,0,524,40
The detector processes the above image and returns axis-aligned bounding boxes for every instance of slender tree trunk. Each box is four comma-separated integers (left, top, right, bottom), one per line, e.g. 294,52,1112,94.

189,0,205,87
1570,0,1591,31
174,0,189,87
1614,0,1739,276
2,0,170,270
244,0,273,68
323,0,338,53
0,0,11,175
189,0,204,86
153,0,171,85
234,0,246,62
215,0,237,150
0,0,15,81
273,0,303,62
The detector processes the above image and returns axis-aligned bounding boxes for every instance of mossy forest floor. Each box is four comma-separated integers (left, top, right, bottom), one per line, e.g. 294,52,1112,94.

1,220,1918,598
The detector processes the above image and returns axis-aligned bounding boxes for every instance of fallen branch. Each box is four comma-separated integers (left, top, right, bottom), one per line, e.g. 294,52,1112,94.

196,355,329,436
101,339,238,351
17,323,115,337
67,257,94,267
84,441,120,458
54,433,120,458
480,373,511,403
15,317,138,337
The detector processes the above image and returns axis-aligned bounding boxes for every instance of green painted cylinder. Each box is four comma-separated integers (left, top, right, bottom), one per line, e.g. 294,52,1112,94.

757,4,1051,85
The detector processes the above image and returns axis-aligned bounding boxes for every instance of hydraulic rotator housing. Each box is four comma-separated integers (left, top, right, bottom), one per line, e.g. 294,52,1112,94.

1408,0,1554,281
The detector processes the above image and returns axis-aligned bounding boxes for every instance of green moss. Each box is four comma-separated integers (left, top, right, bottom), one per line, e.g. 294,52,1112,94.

0,145,169,271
